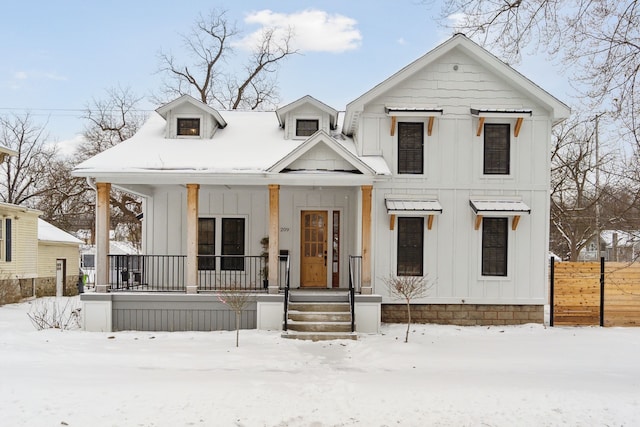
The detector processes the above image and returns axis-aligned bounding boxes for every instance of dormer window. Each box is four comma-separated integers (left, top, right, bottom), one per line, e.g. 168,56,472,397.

296,119,319,137
177,118,200,136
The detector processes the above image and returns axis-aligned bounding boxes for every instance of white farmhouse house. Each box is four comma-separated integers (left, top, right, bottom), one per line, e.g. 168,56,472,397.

74,34,569,334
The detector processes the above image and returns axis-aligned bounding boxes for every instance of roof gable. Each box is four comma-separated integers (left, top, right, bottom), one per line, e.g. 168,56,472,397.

156,94,227,129
343,34,570,136
276,95,338,130
268,130,375,175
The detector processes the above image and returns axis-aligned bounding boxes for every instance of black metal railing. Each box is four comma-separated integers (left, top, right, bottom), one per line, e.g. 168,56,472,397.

109,255,186,292
198,255,267,291
348,255,362,332
282,253,291,331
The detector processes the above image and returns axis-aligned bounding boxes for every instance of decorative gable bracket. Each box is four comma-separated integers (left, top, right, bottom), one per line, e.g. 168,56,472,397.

385,107,443,137
471,108,532,137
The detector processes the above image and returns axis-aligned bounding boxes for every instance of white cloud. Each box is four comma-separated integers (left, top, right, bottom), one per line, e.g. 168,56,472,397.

52,134,86,158
14,71,28,80
397,37,406,45
237,9,362,53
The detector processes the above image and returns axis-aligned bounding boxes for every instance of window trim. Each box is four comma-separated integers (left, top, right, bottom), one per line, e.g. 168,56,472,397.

176,114,203,138
396,216,424,276
483,123,511,176
397,121,425,175
481,217,509,277
197,216,247,271
295,118,320,138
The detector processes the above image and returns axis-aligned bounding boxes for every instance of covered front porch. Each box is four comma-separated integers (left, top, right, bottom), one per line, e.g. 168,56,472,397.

82,180,381,334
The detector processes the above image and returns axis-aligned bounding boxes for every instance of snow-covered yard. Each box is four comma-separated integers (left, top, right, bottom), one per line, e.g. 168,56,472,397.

1,297,639,426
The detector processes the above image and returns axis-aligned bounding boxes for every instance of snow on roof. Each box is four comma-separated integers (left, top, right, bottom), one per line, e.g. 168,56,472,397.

38,219,82,244
73,110,390,177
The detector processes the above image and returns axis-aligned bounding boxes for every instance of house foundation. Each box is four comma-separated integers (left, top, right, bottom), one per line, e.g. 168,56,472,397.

381,304,544,326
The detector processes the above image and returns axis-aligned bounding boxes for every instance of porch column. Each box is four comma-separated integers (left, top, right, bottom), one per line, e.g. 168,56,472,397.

186,184,199,294
95,182,111,293
268,184,280,294
361,185,373,294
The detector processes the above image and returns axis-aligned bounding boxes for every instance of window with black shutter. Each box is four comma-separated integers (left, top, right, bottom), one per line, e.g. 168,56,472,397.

483,124,510,175
397,217,424,276
398,122,424,174
5,218,11,262
482,217,508,276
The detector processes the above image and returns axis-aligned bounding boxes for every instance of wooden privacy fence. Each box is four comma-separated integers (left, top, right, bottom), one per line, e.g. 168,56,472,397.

550,259,640,327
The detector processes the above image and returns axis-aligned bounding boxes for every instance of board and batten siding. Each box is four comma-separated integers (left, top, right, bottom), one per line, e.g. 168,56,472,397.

111,294,256,331
361,49,552,305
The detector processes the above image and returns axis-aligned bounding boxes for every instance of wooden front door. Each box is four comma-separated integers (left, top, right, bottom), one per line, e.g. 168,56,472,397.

300,211,328,287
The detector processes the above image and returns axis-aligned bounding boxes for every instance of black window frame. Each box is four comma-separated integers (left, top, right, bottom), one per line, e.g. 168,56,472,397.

483,123,510,175
397,122,424,174
482,217,508,276
198,218,216,270
221,218,245,271
397,217,424,276
177,118,201,136
295,119,319,137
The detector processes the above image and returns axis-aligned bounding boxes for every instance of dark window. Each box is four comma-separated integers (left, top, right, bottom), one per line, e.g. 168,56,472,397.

484,124,510,174
296,119,319,137
398,122,424,174
397,217,423,276
198,218,216,270
221,218,245,271
5,219,11,262
177,118,200,136
482,217,508,276
81,254,95,268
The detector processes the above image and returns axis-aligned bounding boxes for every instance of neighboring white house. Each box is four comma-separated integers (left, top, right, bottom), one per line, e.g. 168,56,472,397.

73,34,570,332
578,230,640,262
37,219,82,296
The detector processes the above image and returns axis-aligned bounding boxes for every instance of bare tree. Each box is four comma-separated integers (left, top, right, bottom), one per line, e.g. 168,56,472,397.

156,9,296,110
382,275,432,343
217,289,255,347
0,113,55,206
550,115,640,260
440,1,640,145
78,86,146,246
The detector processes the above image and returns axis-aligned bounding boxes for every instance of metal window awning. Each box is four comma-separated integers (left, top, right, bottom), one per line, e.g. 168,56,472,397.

385,198,442,231
471,108,532,137
469,199,530,231
385,106,443,137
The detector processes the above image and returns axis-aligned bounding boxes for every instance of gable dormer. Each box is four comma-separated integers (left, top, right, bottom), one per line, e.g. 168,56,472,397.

275,95,338,140
155,94,227,139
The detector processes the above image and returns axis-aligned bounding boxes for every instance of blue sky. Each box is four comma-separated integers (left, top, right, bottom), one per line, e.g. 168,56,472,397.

1,1,573,149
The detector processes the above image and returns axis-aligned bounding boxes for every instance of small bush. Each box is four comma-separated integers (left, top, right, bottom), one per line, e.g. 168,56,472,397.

27,297,81,331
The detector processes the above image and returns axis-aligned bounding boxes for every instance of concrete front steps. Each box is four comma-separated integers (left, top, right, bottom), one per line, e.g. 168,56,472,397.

282,290,357,341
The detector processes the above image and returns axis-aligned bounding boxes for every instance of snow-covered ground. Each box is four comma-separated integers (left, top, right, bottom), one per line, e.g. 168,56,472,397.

1,297,639,426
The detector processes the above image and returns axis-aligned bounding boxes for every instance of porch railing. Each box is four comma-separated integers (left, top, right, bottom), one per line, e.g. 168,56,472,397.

109,254,290,292
109,255,186,292
348,255,362,332
198,255,266,291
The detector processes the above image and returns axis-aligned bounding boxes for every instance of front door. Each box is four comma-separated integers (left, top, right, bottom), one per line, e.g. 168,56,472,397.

300,211,328,287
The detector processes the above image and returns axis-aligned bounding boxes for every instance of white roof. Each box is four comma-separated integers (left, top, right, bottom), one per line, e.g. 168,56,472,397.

469,200,531,215
38,219,82,244
72,110,390,181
